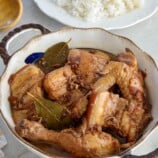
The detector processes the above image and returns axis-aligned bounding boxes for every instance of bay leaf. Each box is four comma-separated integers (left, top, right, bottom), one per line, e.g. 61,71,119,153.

28,93,72,130
36,40,70,73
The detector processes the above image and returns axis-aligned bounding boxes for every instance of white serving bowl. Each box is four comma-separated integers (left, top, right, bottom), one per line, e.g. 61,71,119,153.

0,24,158,158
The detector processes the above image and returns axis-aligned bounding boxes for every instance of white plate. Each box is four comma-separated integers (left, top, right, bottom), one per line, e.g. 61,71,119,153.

34,0,158,30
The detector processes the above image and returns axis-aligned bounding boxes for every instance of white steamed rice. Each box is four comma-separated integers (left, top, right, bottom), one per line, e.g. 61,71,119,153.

55,0,144,21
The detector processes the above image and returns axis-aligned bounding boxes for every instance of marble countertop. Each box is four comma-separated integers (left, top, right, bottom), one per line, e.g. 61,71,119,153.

0,0,158,158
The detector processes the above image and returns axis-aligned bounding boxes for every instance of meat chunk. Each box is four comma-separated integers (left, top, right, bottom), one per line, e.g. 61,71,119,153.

117,49,137,69
16,119,120,158
86,91,128,130
68,49,110,89
43,64,88,113
86,91,151,143
9,64,44,110
43,65,74,100
93,61,145,102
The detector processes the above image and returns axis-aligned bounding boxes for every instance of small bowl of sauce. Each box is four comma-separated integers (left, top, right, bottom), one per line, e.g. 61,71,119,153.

0,0,23,31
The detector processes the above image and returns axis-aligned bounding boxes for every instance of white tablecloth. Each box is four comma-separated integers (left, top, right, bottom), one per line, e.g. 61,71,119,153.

0,0,158,157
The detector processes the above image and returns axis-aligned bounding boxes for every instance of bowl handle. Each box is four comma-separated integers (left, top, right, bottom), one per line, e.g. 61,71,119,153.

0,23,50,65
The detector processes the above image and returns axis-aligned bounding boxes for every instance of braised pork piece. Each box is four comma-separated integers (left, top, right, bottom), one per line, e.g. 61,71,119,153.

9,47,152,158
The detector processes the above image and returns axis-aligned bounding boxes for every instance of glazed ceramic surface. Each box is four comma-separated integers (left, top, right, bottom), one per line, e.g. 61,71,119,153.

34,0,158,30
0,0,23,31
0,28,158,157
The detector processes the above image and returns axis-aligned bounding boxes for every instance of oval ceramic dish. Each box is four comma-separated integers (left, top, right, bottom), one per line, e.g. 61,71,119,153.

34,0,158,30
0,24,158,158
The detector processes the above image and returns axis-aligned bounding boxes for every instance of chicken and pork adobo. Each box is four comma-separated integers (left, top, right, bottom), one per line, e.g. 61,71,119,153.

8,42,152,158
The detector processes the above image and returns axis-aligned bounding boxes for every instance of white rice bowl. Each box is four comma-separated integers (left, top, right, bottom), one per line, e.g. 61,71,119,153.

55,0,144,21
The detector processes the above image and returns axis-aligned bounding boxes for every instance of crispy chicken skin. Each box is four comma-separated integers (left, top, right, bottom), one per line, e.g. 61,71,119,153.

9,64,44,110
68,49,110,89
16,119,120,158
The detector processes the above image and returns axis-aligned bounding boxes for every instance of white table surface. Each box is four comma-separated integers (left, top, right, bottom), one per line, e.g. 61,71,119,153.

0,0,158,158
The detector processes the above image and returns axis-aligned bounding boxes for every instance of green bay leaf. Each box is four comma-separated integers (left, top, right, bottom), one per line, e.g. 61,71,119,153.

28,93,72,130
36,40,70,73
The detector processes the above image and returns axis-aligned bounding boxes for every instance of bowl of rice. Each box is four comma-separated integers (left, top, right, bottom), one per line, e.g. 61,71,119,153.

56,0,144,21
34,0,158,29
